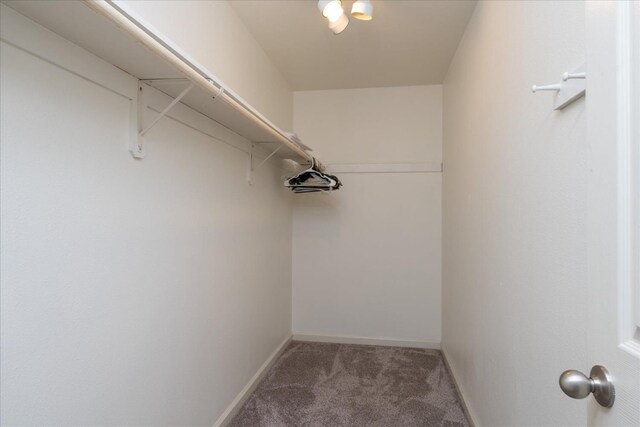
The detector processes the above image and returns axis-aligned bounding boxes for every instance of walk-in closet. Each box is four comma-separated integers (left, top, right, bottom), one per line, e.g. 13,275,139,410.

1,1,638,426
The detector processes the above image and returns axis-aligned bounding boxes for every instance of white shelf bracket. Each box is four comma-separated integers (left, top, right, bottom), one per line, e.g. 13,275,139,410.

247,144,283,185
131,79,194,158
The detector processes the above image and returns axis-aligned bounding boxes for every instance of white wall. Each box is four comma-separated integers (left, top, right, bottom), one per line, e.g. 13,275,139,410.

0,6,292,425
293,86,442,164
292,86,442,345
442,1,587,426
121,0,293,131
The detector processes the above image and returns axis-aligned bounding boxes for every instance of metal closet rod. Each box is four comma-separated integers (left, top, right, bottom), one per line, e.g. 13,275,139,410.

82,0,315,165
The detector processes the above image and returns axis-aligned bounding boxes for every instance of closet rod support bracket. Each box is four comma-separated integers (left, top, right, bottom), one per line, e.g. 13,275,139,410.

131,80,194,159
247,145,283,185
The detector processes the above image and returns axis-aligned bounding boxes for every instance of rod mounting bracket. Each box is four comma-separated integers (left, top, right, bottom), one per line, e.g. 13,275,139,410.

247,144,283,185
131,79,193,158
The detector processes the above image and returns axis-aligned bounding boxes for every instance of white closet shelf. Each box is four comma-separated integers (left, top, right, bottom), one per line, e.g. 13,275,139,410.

4,0,315,166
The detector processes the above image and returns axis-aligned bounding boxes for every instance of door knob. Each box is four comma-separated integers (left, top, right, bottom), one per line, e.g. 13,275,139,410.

559,365,615,408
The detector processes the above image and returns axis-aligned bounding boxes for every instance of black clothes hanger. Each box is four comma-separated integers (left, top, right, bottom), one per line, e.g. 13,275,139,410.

284,158,342,193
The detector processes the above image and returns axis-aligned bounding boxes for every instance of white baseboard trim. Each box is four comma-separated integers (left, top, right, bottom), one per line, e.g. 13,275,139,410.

212,333,292,427
441,345,479,427
292,333,440,350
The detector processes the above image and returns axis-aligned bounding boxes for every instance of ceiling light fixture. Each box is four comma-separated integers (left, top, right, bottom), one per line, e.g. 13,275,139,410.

317,0,349,35
318,0,373,35
328,13,349,34
351,0,373,21
318,0,344,22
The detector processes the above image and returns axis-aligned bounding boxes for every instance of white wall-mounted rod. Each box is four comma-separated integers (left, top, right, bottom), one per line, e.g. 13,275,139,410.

531,62,586,110
82,0,313,164
562,71,586,81
531,84,562,93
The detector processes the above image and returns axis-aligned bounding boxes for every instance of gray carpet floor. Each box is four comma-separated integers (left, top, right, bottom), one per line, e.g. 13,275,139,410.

229,341,470,427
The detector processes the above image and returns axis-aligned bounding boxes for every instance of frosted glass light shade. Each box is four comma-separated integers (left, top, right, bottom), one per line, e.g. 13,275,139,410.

351,0,373,21
329,13,349,34
318,0,344,22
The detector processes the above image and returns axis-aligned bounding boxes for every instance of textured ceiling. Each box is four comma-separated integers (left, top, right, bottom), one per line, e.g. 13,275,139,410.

230,0,477,91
